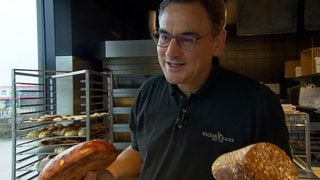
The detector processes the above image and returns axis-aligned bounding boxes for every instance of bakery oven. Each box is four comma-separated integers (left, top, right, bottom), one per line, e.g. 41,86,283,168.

97,40,161,151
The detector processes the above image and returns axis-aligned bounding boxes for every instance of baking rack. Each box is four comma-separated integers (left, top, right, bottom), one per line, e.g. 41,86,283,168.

11,69,110,180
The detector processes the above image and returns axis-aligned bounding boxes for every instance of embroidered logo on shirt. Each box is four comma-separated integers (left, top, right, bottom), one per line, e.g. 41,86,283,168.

202,131,234,143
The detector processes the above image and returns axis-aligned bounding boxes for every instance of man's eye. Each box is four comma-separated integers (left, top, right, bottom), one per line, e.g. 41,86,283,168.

160,33,170,40
179,35,195,43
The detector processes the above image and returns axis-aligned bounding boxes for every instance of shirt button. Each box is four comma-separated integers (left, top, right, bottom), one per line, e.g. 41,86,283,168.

182,108,187,113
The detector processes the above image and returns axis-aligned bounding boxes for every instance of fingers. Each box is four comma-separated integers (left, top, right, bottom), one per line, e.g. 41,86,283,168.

96,170,115,180
83,171,97,180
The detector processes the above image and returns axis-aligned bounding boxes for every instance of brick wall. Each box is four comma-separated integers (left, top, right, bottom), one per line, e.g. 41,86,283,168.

218,29,320,98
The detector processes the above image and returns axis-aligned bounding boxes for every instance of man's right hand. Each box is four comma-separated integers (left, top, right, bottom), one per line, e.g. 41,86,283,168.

84,146,141,180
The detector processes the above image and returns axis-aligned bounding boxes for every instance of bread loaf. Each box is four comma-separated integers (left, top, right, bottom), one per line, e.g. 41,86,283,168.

211,142,298,180
26,130,40,138
38,139,117,180
54,146,69,154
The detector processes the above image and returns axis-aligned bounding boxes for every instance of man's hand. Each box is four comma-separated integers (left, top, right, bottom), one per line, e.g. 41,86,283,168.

83,170,115,180
84,146,141,180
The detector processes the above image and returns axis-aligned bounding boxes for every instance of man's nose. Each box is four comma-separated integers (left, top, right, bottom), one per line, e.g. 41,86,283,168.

165,39,182,57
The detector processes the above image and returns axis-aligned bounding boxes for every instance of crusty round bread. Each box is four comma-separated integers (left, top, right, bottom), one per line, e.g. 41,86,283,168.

38,139,117,180
38,131,54,138
78,128,86,136
211,142,298,180
26,130,40,138
64,129,78,137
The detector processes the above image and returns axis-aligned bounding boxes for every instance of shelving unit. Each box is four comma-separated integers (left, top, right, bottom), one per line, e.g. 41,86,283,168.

292,73,320,85
11,69,110,180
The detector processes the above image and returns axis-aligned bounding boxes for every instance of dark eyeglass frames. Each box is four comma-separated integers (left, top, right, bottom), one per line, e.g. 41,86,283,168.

151,31,211,51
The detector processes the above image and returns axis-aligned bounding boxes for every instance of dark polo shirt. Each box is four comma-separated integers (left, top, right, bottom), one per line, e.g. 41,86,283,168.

129,65,290,180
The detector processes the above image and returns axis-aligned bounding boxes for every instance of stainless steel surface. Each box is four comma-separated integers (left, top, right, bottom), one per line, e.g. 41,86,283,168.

285,112,312,172
307,113,312,171
56,56,97,115
98,40,160,151
98,40,157,58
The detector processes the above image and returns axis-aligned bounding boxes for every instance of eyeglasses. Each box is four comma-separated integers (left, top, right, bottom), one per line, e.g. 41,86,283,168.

151,31,211,51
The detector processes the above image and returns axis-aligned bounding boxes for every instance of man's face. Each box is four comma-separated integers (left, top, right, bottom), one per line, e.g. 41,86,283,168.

157,1,223,87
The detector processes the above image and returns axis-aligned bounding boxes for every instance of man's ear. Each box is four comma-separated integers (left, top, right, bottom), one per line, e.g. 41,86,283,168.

212,30,227,56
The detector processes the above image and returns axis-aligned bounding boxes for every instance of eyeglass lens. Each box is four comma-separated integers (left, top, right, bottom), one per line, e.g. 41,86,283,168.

153,33,196,50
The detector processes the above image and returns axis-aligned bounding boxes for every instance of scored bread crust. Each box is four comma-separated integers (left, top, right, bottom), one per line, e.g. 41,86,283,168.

38,139,117,180
211,142,298,180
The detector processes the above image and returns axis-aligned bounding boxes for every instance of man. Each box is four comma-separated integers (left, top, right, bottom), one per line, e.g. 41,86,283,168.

85,0,291,179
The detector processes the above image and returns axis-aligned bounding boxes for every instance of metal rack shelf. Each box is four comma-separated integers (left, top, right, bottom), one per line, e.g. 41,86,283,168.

11,69,110,180
285,112,312,172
